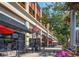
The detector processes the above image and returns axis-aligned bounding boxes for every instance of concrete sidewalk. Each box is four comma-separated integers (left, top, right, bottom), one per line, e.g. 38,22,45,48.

20,52,40,57
20,52,55,57
0,50,16,57
21,45,62,57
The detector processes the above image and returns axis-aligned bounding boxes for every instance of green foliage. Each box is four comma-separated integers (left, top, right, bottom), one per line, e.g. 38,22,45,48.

41,2,70,45
0,39,13,43
41,6,50,25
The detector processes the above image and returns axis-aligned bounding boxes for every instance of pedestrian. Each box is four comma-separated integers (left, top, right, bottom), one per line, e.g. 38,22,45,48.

31,42,35,52
42,41,45,53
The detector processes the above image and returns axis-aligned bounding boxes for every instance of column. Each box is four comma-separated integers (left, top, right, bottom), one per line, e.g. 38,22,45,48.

70,10,77,50
40,31,42,47
25,21,30,48
35,3,37,19
25,2,29,13
25,33,30,48
39,30,42,50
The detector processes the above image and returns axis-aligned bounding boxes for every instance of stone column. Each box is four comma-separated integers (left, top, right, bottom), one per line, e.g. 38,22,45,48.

25,21,30,49
25,33,30,48
38,30,42,50
70,10,77,50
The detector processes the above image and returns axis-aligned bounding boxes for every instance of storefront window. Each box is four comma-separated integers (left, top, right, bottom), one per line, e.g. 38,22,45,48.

0,34,17,51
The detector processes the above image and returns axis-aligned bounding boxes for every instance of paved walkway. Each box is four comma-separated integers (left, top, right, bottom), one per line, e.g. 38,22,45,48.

20,45,62,57
0,50,16,57
20,52,55,57
0,45,62,57
27,45,62,50
21,52,40,57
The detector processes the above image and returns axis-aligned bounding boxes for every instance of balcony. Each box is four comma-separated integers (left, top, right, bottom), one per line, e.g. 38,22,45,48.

18,2,25,9
36,14,40,22
3,2,48,33
29,7,35,18
29,2,35,11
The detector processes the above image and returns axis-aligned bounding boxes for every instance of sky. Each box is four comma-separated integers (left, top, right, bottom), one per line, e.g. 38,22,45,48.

38,2,53,9
38,2,47,8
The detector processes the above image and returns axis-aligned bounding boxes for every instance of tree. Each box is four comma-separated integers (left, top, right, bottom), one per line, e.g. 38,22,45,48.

41,2,70,46
41,7,50,25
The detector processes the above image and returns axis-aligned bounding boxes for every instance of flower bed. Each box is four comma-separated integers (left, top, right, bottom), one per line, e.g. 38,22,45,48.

55,49,74,57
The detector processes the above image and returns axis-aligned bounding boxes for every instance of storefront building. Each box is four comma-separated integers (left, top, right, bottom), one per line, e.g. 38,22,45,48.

0,2,56,55
0,3,30,56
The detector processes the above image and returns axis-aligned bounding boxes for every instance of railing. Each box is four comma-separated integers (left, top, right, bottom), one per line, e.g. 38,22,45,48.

29,2,35,11
2,2,49,34
18,2,25,9
18,2,47,32
36,14,40,22
29,7,35,18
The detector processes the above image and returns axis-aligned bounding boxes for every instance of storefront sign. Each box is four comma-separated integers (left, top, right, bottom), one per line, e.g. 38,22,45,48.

11,33,18,39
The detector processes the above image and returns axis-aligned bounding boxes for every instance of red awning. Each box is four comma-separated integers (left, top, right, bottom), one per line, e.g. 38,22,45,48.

0,25,15,35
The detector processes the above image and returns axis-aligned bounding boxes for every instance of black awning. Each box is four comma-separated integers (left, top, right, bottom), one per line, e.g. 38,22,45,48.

0,13,29,32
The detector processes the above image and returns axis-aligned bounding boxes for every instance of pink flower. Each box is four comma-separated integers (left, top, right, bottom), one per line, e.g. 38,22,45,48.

55,50,72,57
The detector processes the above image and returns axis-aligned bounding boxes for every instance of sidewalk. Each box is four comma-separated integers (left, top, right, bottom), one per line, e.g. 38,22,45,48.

27,46,62,51
20,45,62,57
20,52,55,57
0,50,16,57
20,52,40,57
